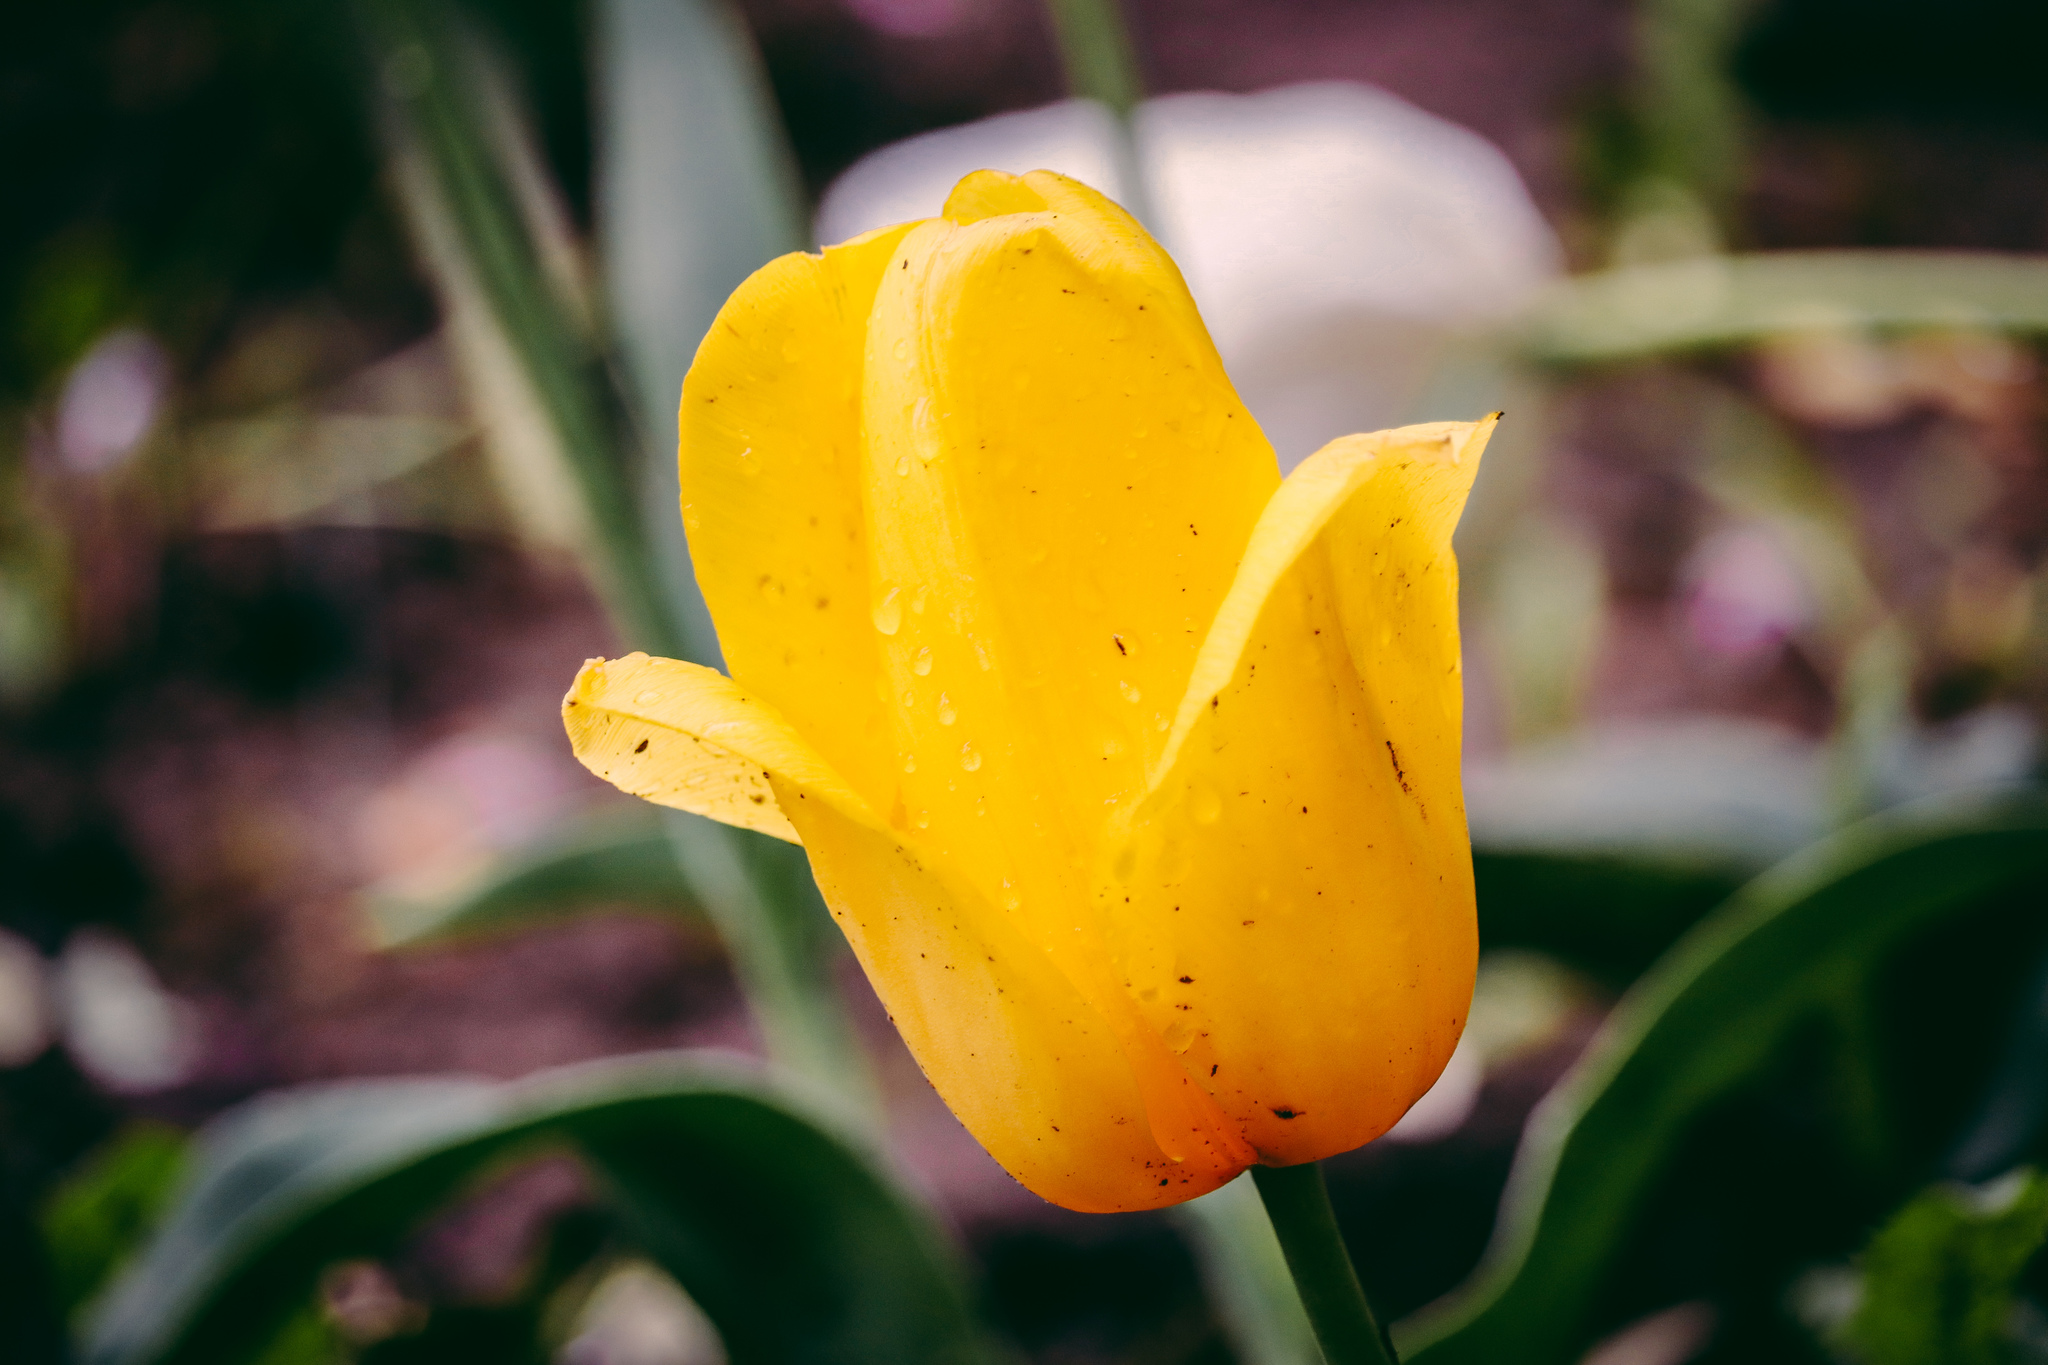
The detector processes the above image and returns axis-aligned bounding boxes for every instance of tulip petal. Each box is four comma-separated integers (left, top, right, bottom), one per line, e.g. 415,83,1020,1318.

861,171,1281,879
562,652,843,843
680,222,917,809
1111,416,1498,1165
563,654,1245,1210
784,793,1245,1212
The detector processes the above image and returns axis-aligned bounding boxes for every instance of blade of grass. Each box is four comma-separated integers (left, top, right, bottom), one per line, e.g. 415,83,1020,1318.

355,0,875,1116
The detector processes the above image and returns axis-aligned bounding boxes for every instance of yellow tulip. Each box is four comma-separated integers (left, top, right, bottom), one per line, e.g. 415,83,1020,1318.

564,169,1495,1213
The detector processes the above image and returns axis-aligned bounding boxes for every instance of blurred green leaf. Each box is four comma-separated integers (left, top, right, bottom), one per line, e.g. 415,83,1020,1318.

1401,793,2048,1365
361,0,678,657
1840,1169,2048,1365
41,1123,188,1322
372,805,693,946
595,0,807,669
359,0,875,1114
1524,252,2048,367
83,1052,987,1365
1472,849,1744,990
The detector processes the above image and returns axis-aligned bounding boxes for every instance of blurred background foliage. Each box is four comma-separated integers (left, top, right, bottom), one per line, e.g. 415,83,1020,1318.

5,0,2048,1362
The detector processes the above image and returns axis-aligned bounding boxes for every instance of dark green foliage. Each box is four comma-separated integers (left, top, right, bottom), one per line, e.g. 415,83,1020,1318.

40,1123,188,1321
1843,1171,2048,1365
1401,795,2048,1364
82,1053,987,1365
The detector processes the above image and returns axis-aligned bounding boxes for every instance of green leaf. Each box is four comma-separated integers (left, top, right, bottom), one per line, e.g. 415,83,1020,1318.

372,805,695,946
356,0,876,1115
40,1123,189,1321
1523,251,2048,368
594,0,807,670
1400,793,2048,1365
1841,1169,2048,1365
83,1052,987,1365
1472,849,1744,989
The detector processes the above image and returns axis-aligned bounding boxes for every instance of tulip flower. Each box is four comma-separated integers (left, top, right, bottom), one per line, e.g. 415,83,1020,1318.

564,169,1496,1214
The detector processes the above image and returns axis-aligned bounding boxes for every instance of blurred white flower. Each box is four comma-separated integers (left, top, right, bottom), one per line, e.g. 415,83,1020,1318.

54,927,199,1092
563,1260,726,1365
56,329,171,474
0,928,52,1067
818,82,1560,467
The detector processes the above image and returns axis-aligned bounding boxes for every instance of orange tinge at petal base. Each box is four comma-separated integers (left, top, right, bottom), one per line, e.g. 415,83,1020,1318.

563,168,1496,1213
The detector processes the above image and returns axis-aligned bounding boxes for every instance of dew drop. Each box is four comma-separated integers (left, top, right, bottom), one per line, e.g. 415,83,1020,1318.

959,742,982,772
634,689,662,705
902,753,917,773
911,586,928,615
912,646,933,676
900,690,915,708
872,586,902,635
1119,680,1142,703
974,640,993,671
1000,880,1021,910
892,337,910,361
894,455,912,476
736,446,760,475
1190,784,1222,825
1162,1017,1195,1053
937,693,957,726
1101,735,1124,759
914,811,930,829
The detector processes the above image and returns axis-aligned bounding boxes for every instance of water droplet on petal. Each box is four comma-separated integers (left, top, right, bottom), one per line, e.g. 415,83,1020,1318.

892,337,909,361
895,455,912,476
911,586,928,615
737,446,760,475
1119,680,1142,703
1000,880,1021,910
872,586,902,635
634,689,661,705
974,640,993,671
959,742,982,772
1190,783,1222,825
1162,1017,1195,1052
912,646,932,676
915,811,930,829
902,753,917,773
936,693,956,726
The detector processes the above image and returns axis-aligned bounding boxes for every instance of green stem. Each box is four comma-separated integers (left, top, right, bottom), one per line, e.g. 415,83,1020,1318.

1037,0,1156,229
1251,1163,1399,1365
